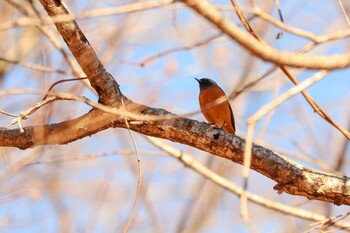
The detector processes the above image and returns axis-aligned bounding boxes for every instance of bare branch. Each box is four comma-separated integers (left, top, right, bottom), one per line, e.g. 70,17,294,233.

146,137,350,230
1,101,350,205
0,57,73,75
38,0,121,105
339,0,350,26
0,0,175,31
182,0,350,70
244,7,350,43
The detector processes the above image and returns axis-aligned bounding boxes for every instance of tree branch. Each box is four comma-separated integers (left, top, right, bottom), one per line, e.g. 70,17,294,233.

38,0,120,105
1,105,350,205
146,136,350,230
182,0,350,70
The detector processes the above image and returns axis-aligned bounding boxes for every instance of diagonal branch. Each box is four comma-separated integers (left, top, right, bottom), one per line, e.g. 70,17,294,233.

182,0,350,70
146,136,350,230
38,0,121,105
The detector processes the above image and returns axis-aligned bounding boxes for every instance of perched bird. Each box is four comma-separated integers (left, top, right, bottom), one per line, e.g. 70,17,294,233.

195,78,235,134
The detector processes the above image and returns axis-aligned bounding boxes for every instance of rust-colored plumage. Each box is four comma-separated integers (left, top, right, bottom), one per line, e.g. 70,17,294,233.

195,78,235,134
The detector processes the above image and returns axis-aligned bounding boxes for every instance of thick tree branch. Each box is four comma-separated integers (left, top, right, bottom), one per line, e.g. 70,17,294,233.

38,0,120,105
1,105,350,205
182,0,350,70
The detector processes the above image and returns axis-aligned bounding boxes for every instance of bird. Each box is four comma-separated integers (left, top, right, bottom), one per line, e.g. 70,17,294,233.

195,78,235,134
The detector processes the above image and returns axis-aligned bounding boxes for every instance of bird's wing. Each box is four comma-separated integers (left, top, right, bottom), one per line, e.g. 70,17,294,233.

228,103,236,132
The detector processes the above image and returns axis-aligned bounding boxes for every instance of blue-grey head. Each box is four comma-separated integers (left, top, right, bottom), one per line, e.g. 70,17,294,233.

195,78,218,91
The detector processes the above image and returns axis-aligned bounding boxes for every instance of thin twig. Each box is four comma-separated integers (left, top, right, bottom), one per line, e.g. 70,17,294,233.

248,71,329,123
243,7,350,43
306,212,350,233
8,96,58,133
121,98,143,233
275,0,284,39
25,150,160,166
0,0,175,31
0,57,73,75
241,122,258,233
138,33,223,67
231,0,259,40
1,89,179,124
0,109,17,117
338,0,350,26
42,77,88,100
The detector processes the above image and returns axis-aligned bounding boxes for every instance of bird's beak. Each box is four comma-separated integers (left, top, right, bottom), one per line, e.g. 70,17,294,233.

194,78,200,83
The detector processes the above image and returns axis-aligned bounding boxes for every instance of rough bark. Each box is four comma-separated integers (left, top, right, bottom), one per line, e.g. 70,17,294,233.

1,106,350,205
